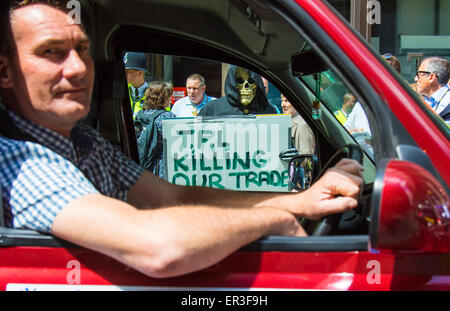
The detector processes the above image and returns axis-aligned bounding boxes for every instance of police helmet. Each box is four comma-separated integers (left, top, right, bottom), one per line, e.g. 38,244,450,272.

123,52,149,73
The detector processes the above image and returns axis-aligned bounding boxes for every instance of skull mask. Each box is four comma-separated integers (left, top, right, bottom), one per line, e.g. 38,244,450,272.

235,67,257,111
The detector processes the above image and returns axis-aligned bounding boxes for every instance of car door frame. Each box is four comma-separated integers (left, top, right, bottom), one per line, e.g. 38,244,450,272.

1,0,449,291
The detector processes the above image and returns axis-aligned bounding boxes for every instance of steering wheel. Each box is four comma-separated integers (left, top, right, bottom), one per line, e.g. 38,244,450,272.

311,144,364,236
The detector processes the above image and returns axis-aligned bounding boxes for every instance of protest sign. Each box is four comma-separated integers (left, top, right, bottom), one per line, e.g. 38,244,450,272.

171,87,187,106
162,115,291,192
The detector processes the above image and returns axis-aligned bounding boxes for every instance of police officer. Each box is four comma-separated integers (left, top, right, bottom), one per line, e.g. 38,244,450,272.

124,52,150,118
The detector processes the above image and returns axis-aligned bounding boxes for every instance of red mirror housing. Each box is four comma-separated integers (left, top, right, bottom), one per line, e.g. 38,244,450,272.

371,160,450,254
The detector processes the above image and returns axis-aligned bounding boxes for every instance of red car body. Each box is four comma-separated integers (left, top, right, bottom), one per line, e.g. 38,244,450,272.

0,0,449,291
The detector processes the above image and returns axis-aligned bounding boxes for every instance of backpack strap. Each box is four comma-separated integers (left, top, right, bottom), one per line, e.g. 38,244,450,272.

152,109,166,120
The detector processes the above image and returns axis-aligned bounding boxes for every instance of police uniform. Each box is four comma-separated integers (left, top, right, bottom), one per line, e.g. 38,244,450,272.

123,52,150,119
128,81,148,118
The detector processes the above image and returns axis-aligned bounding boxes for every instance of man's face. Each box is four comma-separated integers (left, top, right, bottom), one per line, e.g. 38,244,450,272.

126,69,145,88
186,78,205,105
344,97,357,111
0,4,94,136
414,60,436,97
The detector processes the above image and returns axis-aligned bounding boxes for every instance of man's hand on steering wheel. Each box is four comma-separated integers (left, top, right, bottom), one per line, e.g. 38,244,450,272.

279,158,364,221
300,158,364,220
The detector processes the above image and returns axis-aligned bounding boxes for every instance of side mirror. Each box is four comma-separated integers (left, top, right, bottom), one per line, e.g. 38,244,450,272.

288,155,316,191
371,159,450,254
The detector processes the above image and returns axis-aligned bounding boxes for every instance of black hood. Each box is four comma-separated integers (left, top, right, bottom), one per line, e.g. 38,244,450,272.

224,65,271,113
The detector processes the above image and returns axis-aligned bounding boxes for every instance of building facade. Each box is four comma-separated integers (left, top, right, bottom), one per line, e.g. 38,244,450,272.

137,0,450,100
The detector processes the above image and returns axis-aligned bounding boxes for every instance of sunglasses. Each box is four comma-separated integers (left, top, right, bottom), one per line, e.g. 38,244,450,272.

416,70,432,78
382,53,393,59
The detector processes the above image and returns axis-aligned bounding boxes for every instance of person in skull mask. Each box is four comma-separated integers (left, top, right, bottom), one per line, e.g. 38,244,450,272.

199,66,277,116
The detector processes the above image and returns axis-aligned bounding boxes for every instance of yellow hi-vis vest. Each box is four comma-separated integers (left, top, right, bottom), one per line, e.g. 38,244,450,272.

128,84,145,119
334,109,348,125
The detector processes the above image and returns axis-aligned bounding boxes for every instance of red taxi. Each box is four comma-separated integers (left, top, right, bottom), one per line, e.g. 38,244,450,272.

0,0,449,291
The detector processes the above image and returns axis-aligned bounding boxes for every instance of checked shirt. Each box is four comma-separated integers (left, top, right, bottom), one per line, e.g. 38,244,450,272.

0,102,144,233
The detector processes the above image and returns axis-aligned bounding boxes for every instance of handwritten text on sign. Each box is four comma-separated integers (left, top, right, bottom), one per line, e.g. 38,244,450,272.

162,115,291,191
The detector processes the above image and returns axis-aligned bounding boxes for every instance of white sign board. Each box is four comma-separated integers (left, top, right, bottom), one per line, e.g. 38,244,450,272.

162,115,291,192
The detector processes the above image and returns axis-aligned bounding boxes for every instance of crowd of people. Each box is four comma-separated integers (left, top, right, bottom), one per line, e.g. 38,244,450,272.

126,55,319,177
335,54,450,137
129,50,449,180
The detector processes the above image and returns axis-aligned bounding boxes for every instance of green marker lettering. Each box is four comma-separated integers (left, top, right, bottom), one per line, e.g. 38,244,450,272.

177,130,194,148
172,172,189,186
174,154,189,172
213,154,223,170
252,150,267,168
245,172,260,188
259,171,271,186
270,171,282,187
233,152,250,170
200,154,211,171
209,173,224,189
229,172,245,189
281,170,289,187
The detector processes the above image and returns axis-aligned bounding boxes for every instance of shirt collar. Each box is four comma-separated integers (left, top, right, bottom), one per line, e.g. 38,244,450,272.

430,85,449,101
0,98,82,162
340,109,349,118
188,93,209,109
132,81,149,98
428,85,450,109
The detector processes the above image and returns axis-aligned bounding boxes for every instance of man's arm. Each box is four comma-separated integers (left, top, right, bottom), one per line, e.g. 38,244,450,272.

51,193,304,278
127,159,363,220
53,159,361,278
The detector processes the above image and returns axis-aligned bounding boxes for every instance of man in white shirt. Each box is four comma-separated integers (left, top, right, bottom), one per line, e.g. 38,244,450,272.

171,73,215,117
415,57,450,126
344,54,404,135
344,102,371,135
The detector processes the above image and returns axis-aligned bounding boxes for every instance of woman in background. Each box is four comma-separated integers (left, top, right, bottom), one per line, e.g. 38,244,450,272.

281,94,316,155
134,81,176,178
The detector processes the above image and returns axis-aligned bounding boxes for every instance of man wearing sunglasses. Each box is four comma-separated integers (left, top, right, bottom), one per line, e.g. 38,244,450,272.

415,57,450,126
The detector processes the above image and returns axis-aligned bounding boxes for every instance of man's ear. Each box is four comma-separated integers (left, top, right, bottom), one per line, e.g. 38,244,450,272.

0,55,13,89
429,73,439,84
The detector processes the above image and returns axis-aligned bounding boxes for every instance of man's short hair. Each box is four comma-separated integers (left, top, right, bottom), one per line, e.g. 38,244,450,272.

423,57,450,86
0,0,73,56
343,93,356,104
186,73,206,86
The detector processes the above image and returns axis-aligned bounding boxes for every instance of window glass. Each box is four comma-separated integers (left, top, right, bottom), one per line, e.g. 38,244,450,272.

300,70,374,160
125,55,316,192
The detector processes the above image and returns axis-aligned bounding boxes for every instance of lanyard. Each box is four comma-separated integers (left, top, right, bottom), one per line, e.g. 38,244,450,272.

190,95,209,116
